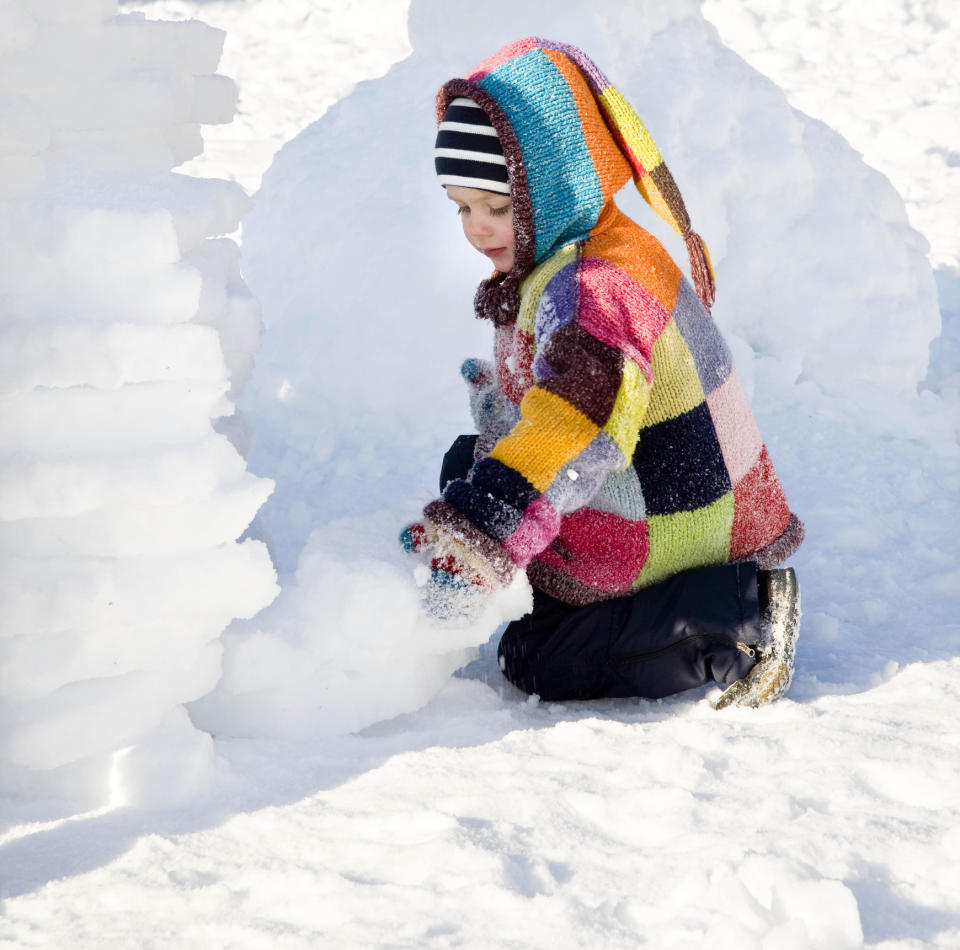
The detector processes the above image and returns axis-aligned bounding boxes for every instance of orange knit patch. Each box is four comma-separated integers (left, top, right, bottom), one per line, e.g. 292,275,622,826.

542,49,632,204
582,206,682,313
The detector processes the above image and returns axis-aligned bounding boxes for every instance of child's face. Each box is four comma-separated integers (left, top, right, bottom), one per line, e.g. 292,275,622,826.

445,185,515,273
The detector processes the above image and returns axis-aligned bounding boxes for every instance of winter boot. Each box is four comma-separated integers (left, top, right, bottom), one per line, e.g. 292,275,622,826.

715,567,801,709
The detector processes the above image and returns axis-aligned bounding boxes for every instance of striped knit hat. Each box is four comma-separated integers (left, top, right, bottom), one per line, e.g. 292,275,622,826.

434,97,510,195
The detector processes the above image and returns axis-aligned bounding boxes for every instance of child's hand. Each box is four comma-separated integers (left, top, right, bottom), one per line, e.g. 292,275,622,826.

460,358,514,452
461,357,494,387
400,518,491,622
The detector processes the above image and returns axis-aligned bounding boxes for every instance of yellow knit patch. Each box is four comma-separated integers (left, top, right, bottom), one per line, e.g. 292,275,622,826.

491,387,599,492
517,243,579,337
633,492,735,588
644,320,706,427
602,358,650,459
598,87,663,171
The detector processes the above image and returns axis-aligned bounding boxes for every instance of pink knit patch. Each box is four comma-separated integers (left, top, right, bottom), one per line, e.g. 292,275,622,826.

503,495,561,568
535,508,649,592
730,446,791,560
706,368,763,484
577,259,670,381
467,38,540,81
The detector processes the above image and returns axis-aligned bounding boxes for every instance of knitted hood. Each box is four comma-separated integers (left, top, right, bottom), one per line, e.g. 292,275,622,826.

436,38,715,324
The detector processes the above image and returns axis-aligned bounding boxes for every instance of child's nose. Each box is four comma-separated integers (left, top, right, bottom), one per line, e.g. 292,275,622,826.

467,214,492,236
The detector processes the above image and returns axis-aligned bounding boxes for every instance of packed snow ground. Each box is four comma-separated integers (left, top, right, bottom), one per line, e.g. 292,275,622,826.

3,1,959,948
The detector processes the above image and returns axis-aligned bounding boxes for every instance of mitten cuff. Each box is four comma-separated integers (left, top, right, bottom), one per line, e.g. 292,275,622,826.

424,499,517,586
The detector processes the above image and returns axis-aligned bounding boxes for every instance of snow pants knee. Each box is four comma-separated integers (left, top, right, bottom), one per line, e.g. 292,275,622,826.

440,435,761,702
497,564,761,701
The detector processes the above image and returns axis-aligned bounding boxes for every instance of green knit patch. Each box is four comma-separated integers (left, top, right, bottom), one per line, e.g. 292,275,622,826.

634,491,734,588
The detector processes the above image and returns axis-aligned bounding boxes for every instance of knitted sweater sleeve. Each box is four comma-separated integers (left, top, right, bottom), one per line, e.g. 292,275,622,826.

426,261,653,579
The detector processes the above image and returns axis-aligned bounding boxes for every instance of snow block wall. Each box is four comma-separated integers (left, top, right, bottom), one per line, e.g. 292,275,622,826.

0,0,277,808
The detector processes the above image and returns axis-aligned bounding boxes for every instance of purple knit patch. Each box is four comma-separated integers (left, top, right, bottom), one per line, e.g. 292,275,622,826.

535,262,579,339
672,277,731,396
532,262,579,379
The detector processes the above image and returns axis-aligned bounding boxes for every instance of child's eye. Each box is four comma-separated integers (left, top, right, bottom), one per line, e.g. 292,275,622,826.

456,206,468,215
489,204,511,217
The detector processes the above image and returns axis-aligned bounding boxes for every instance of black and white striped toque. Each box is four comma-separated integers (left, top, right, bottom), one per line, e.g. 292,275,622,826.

434,97,509,195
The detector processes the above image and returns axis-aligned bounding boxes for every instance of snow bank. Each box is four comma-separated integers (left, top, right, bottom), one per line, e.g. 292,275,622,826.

0,0,277,808
185,0,949,743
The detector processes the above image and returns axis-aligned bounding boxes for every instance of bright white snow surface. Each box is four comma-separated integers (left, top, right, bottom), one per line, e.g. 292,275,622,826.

3,0,960,947
0,0,278,811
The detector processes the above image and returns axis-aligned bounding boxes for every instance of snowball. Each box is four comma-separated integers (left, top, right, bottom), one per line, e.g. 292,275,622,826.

191,513,531,740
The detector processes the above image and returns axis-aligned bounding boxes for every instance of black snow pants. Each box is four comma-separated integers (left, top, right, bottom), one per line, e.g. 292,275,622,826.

441,434,761,702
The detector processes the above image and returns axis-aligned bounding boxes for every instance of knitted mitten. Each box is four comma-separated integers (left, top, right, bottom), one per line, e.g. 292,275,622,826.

715,568,801,709
400,517,491,621
461,358,516,456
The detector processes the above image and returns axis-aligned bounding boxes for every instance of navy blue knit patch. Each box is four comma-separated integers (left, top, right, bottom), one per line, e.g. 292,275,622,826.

632,401,731,514
470,457,540,511
443,477,524,543
672,278,732,396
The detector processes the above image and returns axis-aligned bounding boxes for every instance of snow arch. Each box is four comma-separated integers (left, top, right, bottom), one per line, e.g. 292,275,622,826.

194,0,943,740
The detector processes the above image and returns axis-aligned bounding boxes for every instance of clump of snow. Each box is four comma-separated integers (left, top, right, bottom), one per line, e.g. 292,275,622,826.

0,0,277,809
192,512,531,740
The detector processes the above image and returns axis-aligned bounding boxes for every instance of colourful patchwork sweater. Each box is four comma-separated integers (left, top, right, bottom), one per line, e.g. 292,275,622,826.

424,39,803,607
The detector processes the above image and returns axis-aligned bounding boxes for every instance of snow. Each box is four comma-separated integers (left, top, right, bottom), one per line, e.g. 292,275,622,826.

1,0,959,947
0,0,277,808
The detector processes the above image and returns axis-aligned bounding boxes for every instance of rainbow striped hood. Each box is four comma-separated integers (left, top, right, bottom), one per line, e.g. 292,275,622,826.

436,38,715,314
